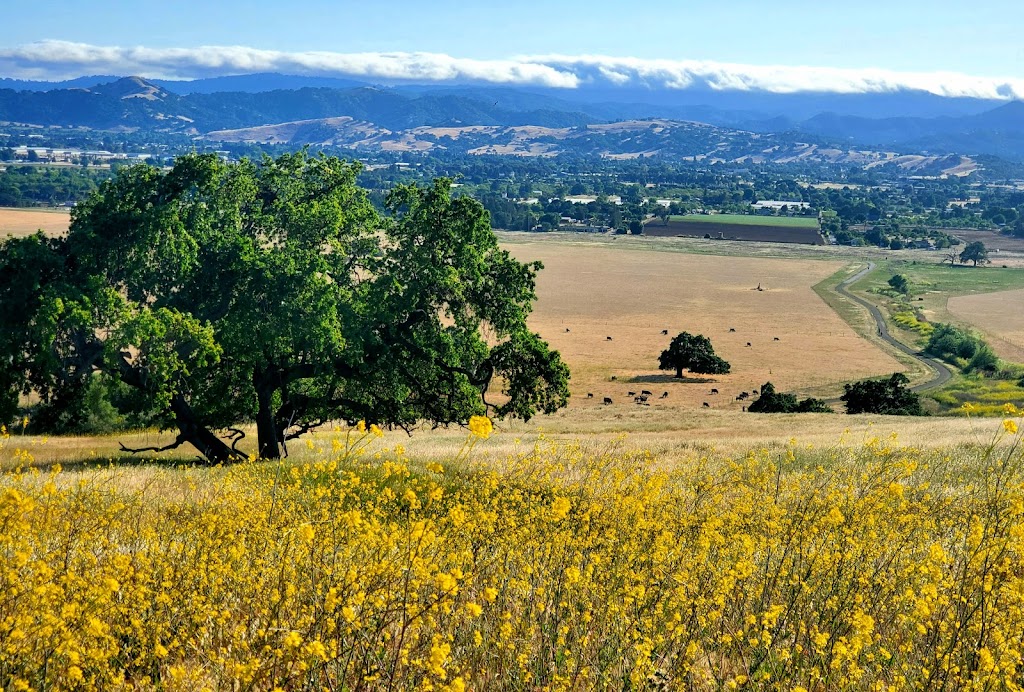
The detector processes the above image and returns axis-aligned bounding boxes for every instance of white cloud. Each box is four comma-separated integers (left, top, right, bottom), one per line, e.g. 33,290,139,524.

2,40,1023,100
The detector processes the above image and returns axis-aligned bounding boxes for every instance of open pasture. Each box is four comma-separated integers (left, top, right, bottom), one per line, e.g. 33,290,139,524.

0,206,71,238
506,240,903,410
948,287,1024,361
644,214,823,244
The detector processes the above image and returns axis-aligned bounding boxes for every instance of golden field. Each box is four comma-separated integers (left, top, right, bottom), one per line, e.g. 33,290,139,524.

0,207,71,239
508,240,903,408
949,288,1024,362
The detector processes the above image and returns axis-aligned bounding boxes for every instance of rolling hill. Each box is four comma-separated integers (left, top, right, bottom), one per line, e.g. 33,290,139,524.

1,76,1023,165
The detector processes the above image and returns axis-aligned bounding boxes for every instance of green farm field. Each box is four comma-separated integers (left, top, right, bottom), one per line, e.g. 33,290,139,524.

668,213,819,228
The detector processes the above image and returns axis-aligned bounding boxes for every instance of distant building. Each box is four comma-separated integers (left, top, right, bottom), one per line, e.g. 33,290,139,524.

752,200,811,210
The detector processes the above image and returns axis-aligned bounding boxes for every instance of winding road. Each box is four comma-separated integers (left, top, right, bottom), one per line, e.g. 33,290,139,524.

835,261,953,392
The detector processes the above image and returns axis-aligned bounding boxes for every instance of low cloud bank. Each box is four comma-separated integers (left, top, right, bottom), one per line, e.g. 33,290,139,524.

2,40,1022,99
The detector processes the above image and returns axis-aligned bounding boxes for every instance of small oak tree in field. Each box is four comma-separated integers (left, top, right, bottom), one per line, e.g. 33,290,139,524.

658,332,730,379
959,241,989,267
0,152,570,463
888,274,910,295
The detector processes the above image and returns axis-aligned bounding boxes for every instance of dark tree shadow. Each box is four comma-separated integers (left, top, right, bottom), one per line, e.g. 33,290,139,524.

17,454,209,474
626,374,718,384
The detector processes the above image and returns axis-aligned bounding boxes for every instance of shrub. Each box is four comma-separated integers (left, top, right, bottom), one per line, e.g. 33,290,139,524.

893,311,934,336
748,382,834,413
926,323,981,362
842,373,926,415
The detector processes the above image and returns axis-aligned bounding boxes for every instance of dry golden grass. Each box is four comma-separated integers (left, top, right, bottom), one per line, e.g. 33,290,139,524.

507,241,903,410
948,288,1024,361
0,206,71,238
5,408,994,476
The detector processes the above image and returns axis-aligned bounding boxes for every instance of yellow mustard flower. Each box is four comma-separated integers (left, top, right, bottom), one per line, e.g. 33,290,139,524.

468,415,493,439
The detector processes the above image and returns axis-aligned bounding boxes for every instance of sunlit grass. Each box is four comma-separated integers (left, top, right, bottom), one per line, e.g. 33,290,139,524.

3,416,1024,689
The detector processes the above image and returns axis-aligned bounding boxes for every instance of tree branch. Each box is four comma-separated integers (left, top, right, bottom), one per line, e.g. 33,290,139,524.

118,434,188,455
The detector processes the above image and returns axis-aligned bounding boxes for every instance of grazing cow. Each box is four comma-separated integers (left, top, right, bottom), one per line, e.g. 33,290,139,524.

606,336,613,341
641,389,653,396
773,337,780,341
635,395,649,404
627,391,636,397
565,328,571,332
729,328,736,332
751,389,758,395
736,395,743,401
587,393,594,398
660,392,669,398
661,329,669,335
710,388,719,394
611,376,618,381
703,402,710,408
603,397,613,405
746,342,752,347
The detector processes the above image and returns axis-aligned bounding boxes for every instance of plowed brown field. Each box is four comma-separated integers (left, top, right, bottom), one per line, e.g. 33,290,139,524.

643,219,824,244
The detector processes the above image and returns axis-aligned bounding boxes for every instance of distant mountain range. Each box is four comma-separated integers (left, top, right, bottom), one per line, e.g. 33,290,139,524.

1,74,1023,164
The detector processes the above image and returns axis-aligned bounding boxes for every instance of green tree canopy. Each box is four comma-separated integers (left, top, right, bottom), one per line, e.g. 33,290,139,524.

887,274,909,295
925,323,999,374
657,332,730,379
0,152,570,462
959,241,989,266
841,373,925,415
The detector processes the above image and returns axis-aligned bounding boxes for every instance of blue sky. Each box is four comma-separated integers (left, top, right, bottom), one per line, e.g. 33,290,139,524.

2,0,1024,95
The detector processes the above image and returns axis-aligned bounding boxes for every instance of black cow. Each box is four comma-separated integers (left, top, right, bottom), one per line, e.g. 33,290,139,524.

660,392,669,398
710,388,719,394
703,402,710,408
773,337,780,341
729,328,736,332
641,389,652,396
661,329,669,335
603,397,613,405
606,336,613,341
627,391,636,397
746,342,752,347
587,393,594,398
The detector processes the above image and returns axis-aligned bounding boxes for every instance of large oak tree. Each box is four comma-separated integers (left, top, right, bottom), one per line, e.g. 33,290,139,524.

657,332,730,378
0,152,569,462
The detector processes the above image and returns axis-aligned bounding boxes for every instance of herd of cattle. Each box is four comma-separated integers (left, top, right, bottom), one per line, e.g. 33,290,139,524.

569,326,782,409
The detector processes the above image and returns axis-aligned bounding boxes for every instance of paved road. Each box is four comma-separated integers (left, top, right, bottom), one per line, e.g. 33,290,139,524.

835,261,953,393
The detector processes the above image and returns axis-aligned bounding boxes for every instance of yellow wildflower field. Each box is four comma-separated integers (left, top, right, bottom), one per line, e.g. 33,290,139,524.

3,418,1024,690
